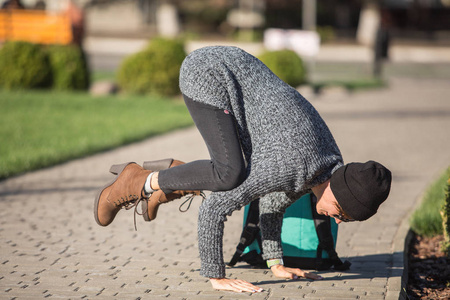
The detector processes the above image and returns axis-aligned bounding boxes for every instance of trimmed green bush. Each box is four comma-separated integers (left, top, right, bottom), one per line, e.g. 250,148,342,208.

117,38,186,96
0,41,51,89
258,50,306,87
117,51,149,94
46,45,90,90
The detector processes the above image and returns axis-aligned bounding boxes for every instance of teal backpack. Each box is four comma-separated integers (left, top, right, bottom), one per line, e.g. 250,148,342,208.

228,193,351,271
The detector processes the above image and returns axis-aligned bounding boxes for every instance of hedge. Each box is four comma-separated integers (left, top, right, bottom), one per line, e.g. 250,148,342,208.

258,50,306,87
47,44,90,90
117,38,186,96
0,41,51,89
0,41,90,91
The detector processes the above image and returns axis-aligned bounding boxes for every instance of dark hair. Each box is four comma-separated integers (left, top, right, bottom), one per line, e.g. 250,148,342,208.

333,201,352,219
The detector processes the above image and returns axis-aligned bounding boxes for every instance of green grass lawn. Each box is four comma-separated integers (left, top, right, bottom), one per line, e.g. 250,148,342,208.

410,167,450,237
0,89,193,180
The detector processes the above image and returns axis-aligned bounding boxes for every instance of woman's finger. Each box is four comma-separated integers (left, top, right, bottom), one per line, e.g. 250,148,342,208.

302,271,323,280
210,278,263,293
232,279,263,293
280,267,323,280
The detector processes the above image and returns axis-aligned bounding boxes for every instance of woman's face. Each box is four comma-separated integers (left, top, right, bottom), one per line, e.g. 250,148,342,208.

316,195,344,224
313,180,355,224
315,184,355,224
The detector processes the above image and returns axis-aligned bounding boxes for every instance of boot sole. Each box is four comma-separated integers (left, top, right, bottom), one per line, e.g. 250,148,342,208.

94,162,135,226
141,158,174,221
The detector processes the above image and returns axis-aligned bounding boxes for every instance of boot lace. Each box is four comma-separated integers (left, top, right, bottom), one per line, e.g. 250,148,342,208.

112,194,144,231
179,191,207,213
121,191,207,231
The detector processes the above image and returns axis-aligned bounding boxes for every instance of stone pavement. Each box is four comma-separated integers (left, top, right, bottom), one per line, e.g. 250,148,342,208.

1,77,450,299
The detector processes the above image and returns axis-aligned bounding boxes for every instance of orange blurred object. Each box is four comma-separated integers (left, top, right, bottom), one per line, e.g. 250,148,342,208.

0,9,73,45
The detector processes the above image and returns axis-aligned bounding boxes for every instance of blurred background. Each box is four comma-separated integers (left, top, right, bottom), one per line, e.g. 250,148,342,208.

1,4,450,300
1,0,449,87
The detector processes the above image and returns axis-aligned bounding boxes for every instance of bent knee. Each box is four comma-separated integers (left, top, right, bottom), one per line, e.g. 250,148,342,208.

213,165,246,191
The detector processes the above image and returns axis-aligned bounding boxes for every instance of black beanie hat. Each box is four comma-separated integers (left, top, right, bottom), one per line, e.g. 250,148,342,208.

330,161,392,221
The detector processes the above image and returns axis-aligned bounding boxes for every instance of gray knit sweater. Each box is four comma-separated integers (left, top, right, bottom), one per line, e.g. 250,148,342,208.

179,46,343,278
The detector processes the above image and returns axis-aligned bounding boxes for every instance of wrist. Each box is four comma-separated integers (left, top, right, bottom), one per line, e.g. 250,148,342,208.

266,258,284,268
209,277,225,282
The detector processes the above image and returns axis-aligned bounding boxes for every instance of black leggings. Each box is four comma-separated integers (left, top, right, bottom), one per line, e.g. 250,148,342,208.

157,96,247,194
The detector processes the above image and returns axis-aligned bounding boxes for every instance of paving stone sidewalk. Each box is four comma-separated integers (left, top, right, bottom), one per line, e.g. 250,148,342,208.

1,78,450,299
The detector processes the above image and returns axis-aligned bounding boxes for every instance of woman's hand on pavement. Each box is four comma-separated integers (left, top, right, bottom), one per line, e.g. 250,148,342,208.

270,264,323,280
209,278,263,293
209,265,322,293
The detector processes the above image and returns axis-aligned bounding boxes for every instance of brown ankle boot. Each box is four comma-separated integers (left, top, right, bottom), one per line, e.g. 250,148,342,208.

143,188,204,221
94,162,151,226
141,159,204,221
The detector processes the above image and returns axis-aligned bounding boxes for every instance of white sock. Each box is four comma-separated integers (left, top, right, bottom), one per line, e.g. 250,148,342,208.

144,172,154,195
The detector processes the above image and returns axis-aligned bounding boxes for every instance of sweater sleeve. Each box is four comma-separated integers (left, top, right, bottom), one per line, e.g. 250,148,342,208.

197,178,301,277
259,192,297,260
197,172,274,278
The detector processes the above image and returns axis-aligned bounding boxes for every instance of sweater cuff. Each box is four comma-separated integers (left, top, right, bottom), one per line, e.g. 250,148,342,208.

200,262,226,278
261,240,283,260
